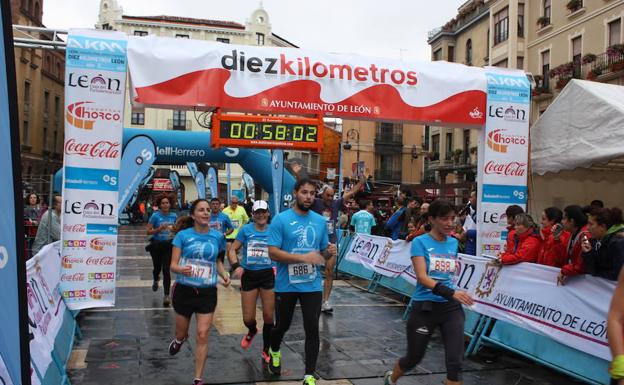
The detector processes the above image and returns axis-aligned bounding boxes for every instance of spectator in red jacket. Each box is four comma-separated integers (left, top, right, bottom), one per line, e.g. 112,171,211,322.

502,205,525,256
499,213,542,265
558,205,591,285
537,207,571,267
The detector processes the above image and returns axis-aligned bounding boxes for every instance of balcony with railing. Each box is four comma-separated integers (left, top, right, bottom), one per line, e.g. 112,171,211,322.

168,119,191,130
374,132,402,145
427,0,489,43
375,169,401,183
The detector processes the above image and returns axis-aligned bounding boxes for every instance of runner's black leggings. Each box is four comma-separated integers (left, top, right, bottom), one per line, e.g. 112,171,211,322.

270,291,322,375
148,240,173,295
399,300,465,382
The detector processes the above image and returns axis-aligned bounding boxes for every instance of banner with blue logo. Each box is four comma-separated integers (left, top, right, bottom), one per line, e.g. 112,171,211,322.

195,171,206,199
186,162,198,179
207,166,218,199
61,29,128,310
169,171,182,208
271,150,284,214
0,2,29,383
242,172,254,198
477,69,530,255
118,135,155,213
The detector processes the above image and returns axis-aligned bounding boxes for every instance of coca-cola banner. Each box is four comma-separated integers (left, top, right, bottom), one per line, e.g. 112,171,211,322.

477,69,530,255
60,29,128,310
127,36,487,126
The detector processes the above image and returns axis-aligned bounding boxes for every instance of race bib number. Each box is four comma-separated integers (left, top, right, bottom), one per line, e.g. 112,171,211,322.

429,256,457,275
232,220,240,228
179,258,216,287
209,221,221,231
288,263,316,284
246,240,270,266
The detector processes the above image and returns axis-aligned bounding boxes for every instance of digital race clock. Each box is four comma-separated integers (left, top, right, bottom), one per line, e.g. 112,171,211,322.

210,110,324,151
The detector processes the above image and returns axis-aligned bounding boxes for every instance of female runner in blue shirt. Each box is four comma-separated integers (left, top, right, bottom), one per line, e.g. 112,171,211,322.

167,199,231,385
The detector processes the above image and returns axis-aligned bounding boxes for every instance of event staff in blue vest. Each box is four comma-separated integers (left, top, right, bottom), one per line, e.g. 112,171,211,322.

208,197,235,236
227,200,275,361
384,199,474,385
146,193,177,307
266,178,337,385
168,199,231,385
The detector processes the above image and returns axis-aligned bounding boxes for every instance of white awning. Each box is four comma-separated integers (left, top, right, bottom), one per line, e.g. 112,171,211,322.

531,79,624,175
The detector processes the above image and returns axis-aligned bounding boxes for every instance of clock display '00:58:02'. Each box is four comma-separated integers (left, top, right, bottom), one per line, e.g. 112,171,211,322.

219,121,318,142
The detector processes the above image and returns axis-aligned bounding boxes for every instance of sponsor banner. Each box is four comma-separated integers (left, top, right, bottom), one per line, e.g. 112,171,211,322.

118,135,155,212
186,162,198,179
271,150,284,214
169,171,182,208
478,69,530,255
152,178,174,191
0,3,28,383
457,253,614,361
344,233,410,278
27,242,66,383
64,166,118,191
195,172,206,199
0,354,13,385
61,29,127,310
207,166,218,199
127,37,487,126
242,172,254,198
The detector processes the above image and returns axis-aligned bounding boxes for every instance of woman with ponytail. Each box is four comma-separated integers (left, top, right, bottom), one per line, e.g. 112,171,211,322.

168,199,231,385
582,207,624,281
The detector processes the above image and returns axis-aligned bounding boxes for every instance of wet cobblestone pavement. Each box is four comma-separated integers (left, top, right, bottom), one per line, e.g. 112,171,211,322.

67,225,581,385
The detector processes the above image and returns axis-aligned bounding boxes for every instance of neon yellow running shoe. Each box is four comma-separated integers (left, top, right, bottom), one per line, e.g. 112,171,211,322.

267,348,281,375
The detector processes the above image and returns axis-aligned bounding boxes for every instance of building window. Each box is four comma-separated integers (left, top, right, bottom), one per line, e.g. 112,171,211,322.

424,126,430,150
465,39,472,65
23,120,29,145
217,163,226,171
431,134,440,159
433,48,442,61
102,23,111,30
494,7,509,44
311,153,319,174
518,3,525,38
43,91,49,115
609,18,622,47
543,0,551,20
572,36,582,77
134,30,148,36
175,34,189,38
517,56,524,70
445,132,453,160
486,29,490,59
53,130,58,153
131,111,145,125
256,33,265,45
24,80,31,108
448,46,454,62
216,37,230,44
43,126,48,150
463,130,470,163
541,50,550,91
495,59,508,68
172,110,187,130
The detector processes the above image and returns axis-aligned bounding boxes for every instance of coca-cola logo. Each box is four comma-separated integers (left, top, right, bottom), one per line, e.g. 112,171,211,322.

61,273,85,282
61,256,84,268
86,256,114,266
484,161,526,177
63,224,86,233
64,139,119,159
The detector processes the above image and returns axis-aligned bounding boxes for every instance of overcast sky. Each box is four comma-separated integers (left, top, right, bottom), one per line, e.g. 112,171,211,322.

42,0,466,62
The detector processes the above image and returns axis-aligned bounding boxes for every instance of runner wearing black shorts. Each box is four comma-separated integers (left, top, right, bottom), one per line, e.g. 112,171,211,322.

168,199,231,385
228,200,275,362
384,199,474,385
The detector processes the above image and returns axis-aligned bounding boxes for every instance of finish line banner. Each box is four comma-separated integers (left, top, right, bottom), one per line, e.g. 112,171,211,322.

342,234,614,360
127,36,487,126
60,29,128,310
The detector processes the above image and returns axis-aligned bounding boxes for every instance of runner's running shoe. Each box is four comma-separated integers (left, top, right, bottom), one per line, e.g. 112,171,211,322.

192,379,203,385
383,370,395,385
321,301,333,313
267,348,281,375
261,350,270,363
241,330,256,350
163,295,171,307
168,336,187,356
303,374,316,385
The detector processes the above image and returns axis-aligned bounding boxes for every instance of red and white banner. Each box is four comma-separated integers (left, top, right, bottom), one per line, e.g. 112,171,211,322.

60,29,128,310
152,178,174,191
127,36,487,126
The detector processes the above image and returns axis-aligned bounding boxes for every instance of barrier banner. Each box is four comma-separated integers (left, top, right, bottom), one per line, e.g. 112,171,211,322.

477,69,530,255
344,233,410,278
195,172,206,199
118,135,155,213
0,2,29,383
61,29,128,310
271,150,284,214
207,166,218,199
27,242,65,382
456,253,614,361
127,37,487,126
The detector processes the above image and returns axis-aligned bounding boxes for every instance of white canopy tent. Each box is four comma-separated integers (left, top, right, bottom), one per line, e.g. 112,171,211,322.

530,79,624,215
